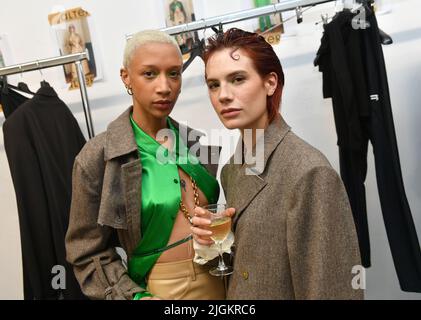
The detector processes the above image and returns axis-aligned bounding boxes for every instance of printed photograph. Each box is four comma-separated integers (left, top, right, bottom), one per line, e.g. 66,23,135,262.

0,34,13,68
0,48,4,68
164,0,195,54
252,0,284,45
48,7,100,89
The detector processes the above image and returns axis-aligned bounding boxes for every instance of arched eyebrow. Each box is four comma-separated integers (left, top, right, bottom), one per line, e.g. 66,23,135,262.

205,70,247,82
140,64,182,69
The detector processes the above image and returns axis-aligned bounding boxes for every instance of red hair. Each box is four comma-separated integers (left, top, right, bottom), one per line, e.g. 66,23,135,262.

203,28,285,123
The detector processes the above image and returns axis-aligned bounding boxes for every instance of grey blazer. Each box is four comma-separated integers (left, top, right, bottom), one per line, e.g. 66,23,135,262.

65,107,220,300
221,115,363,300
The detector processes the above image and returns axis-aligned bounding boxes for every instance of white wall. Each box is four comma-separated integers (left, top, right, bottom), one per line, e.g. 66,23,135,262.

0,0,420,299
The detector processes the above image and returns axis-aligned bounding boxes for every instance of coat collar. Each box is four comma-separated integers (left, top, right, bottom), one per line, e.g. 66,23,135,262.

230,114,291,175
104,106,209,161
224,114,291,226
35,85,58,97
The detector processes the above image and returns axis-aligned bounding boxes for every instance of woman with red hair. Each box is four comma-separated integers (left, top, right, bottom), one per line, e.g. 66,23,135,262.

192,28,363,300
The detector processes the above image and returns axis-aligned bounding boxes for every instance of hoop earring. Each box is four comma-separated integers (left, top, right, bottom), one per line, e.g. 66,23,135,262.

126,86,133,96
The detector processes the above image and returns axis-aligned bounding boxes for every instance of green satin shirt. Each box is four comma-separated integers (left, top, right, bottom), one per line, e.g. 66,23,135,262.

128,115,219,293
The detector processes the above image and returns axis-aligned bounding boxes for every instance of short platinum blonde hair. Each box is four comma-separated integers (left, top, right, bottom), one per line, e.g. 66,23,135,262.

123,30,182,68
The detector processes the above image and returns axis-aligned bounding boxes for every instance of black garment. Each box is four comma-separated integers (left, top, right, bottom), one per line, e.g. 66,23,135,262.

315,7,421,292
2,85,87,299
0,86,30,119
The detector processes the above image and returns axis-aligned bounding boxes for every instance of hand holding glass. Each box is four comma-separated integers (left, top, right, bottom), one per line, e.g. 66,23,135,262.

203,204,234,276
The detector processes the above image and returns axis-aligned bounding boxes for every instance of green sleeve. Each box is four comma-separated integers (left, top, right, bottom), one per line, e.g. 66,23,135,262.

133,291,153,300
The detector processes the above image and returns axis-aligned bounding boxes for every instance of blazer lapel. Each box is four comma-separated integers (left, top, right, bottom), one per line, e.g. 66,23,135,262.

224,115,291,227
227,164,267,227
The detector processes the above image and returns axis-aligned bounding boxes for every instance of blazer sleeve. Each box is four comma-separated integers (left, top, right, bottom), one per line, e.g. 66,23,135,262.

286,165,364,300
65,158,144,300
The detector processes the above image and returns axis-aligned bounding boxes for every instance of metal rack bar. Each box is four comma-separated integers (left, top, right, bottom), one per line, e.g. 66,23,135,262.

0,51,89,76
0,50,95,138
75,60,95,138
127,0,334,39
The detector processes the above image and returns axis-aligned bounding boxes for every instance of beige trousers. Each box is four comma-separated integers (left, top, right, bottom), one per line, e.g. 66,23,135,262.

146,259,226,300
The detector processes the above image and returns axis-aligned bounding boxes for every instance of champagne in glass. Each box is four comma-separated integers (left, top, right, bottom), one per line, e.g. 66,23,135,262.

209,217,231,242
203,204,234,276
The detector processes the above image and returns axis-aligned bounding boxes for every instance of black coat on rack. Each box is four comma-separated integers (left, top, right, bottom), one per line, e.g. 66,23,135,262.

2,85,87,299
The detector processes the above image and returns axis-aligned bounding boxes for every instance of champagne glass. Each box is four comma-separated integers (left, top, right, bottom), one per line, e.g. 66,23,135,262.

203,204,234,276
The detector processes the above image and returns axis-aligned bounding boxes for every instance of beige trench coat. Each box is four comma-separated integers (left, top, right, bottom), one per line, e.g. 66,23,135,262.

65,107,220,299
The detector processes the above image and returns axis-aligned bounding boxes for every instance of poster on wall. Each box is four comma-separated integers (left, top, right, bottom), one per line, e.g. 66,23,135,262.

253,0,284,46
163,0,196,56
0,48,5,68
0,34,13,68
48,7,102,90
0,43,3,113
0,34,13,114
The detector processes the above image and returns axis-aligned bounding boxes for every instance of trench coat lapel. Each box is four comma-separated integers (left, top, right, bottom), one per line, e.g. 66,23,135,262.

102,108,142,251
103,107,221,252
120,159,142,253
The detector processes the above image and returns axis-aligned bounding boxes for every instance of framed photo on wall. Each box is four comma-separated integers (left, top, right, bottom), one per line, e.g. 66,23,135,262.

163,0,196,55
0,34,14,68
48,7,103,90
0,34,14,116
0,48,4,68
252,0,284,46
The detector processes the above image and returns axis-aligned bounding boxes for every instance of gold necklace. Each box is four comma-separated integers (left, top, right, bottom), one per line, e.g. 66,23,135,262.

179,176,199,224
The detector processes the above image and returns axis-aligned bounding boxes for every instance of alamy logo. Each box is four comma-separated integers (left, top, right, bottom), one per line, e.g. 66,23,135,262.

51,265,66,290
154,124,265,176
351,265,366,290
352,7,370,30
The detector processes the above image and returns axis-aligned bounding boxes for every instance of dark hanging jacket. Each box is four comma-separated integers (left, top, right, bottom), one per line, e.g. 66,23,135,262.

314,5,421,293
2,85,87,299
0,85,29,119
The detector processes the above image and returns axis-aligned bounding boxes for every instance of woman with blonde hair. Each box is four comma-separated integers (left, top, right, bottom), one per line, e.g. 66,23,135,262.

66,30,224,300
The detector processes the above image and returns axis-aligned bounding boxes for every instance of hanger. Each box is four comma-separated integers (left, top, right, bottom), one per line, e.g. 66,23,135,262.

36,61,50,87
296,6,303,24
211,22,224,35
16,65,34,94
182,38,205,72
182,21,213,72
315,13,330,26
379,28,393,45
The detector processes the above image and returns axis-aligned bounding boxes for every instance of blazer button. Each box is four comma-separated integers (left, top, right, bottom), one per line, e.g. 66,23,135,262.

242,271,249,280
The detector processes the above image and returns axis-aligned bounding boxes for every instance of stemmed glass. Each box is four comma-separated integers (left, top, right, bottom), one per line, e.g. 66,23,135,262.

203,204,234,276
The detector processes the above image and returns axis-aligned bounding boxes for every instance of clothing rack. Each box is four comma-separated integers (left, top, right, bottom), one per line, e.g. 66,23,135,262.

126,0,335,39
0,51,95,139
